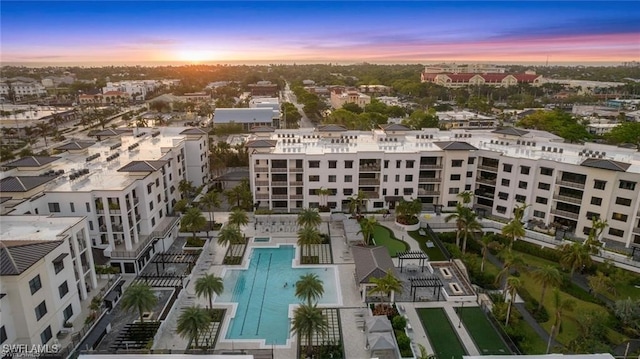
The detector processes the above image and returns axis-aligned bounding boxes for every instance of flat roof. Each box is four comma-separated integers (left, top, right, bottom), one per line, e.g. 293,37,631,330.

0,216,83,242
79,355,254,359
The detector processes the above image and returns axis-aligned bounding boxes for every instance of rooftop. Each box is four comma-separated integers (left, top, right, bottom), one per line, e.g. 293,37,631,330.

0,215,83,242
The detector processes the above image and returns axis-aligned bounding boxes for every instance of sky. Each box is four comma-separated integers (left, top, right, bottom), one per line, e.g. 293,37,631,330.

1,1,639,66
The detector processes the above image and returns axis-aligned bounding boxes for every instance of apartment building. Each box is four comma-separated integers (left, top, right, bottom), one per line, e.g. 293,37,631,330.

330,87,371,109
0,127,210,274
422,63,506,74
436,111,497,129
246,125,640,248
0,216,97,346
79,91,131,106
0,79,47,100
421,72,543,88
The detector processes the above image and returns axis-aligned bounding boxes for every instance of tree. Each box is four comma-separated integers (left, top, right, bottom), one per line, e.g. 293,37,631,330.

531,265,562,311
177,306,211,349
551,288,575,340
200,191,221,230
315,188,331,210
295,273,325,306
348,190,368,216
480,235,502,272
587,271,616,297
505,276,522,326
367,270,403,304
228,208,249,228
181,207,207,239
291,303,328,358
358,216,379,245
495,253,525,292
217,225,244,247
584,217,608,254
457,191,474,206
35,121,51,147
613,298,640,335
401,109,438,129
445,203,469,249
174,199,189,214
121,283,158,323
179,180,195,200
559,242,590,277
297,208,322,228
224,179,253,210
395,198,422,225
297,225,322,260
605,121,640,149
501,217,526,251
459,208,482,254
195,274,224,310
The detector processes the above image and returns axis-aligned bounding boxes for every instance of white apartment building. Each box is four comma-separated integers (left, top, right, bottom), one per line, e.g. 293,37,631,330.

102,80,164,101
246,125,640,248
330,88,371,109
436,111,497,129
0,216,97,346
0,127,210,274
0,80,47,100
422,63,506,74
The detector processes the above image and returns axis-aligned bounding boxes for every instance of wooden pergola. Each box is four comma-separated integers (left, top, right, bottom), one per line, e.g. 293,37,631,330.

397,250,429,273
409,276,443,302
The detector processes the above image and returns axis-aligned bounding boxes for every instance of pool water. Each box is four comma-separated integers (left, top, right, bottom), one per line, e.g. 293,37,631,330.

216,245,338,345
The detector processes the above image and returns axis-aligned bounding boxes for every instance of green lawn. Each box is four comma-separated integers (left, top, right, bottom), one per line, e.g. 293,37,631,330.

461,307,512,355
407,230,447,261
417,308,467,359
372,225,409,257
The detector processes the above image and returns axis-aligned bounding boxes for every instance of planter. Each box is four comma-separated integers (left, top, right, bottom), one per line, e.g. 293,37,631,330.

394,220,420,232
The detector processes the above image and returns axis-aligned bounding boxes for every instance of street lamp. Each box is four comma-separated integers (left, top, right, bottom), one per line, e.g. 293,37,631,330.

458,301,464,328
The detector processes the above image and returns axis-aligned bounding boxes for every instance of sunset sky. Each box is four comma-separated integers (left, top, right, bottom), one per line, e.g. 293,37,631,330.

1,1,639,66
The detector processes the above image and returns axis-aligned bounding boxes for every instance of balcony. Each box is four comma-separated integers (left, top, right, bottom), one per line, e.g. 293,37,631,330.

553,194,582,205
135,214,141,222
631,226,640,235
417,189,439,196
550,208,579,220
291,194,304,199
111,216,179,259
420,164,442,169
255,166,268,172
361,191,379,199
476,178,497,186
477,164,498,172
359,165,381,172
556,179,585,190
111,224,124,232
272,194,288,199
133,197,139,204
256,193,270,199
289,181,303,186
271,181,288,186
358,178,380,185
289,167,304,172
475,191,494,199
271,167,288,173
256,180,269,186
99,225,107,232
418,177,441,183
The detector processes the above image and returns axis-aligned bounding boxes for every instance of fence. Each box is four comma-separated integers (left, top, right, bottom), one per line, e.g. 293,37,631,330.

424,223,451,260
482,306,522,355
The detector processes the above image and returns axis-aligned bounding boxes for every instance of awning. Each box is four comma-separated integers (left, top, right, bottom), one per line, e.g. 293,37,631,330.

52,252,69,263
384,196,403,202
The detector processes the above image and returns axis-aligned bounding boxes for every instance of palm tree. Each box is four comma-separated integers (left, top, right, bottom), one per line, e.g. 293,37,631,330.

368,270,403,304
291,303,328,358
179,179,195,200
495,253,525,292
297,225,322,260
459,209,482,254
480,235,502,272
173,199,189,214
348,190,368,216
228,208,249,228
551,288,575,340
295,273,325,306
358,216,378,245
217,225,244,247
177,306,211,349
504,276,522,326
532,265,562,311
588,271,616,297
121,283,158,323
457,191,474,206
512,203,529,222
445,203,469,248
501,218,526,251
200,191,221,231
195,274,224,310
181,207,207,239
395,198,422,225
584,217,608,254
297,208,322,228
35,121,51,147
316,188,331,209
559,242,591,277
224,180,253,210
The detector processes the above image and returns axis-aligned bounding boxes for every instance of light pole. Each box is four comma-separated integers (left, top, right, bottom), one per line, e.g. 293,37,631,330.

458,301,464,328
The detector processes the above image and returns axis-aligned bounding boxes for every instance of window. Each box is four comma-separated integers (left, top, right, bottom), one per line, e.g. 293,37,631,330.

619,180,636,190
450,174,461,181
328,175,336,182
0,326,6,345
383,175,388,182
29,275,42,294
382,189,387,195
151,217,156,226
615,197,632,206
464,171,471,178
35,301,47,321
147,184,153,194
155,178,160,187
465,185,471,191
608,228,624,237
518,181,528,189
373,202,384,208
406,160,414,168
449,188,460,194
394,189,399,196
309,189,317,195
498,192,509,200
309,175,319,182
70,202,75,213
328,161,337,169
149,201,154,211
63,304,73,321
54,259,64,274
503,164,512,173
452,160,463,167
396,160,401,168
86,202,91,212
501,179,511,186
496,206,507,214
89,221,94,231
159,209,163,218
395,175,400,182
468,157,475,165
594,180,606,190
309,161,320,168
59,281,69,298
40,326,52,345
405,175,413,182
345,160,353,169
48,203,60,213
157,194,161,203
612,213,628,222
533,210,545,219
536,196,548,204
343,188,353,196
447,201,458,207
520,166,530,175
540,167,553,176
384,160,389,169
344,175,352,182
403,188,413,195
586,211,600,220
515,195,526,203
590,197,602,206
538,182,550,190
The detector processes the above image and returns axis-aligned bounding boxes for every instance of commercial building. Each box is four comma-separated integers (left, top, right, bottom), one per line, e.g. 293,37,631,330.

0,216,97,346
79,91,131,106
213,108,280,130
0,127,210,274
330,87,371,109
246,125,640,248
248,81,279,97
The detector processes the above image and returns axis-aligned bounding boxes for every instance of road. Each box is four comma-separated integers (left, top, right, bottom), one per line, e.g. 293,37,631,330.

282,82,314,128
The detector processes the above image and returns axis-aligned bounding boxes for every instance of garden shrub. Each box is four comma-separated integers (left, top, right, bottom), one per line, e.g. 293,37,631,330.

438,232,457,243
518,287,549,322
560,276,603,304
395,330,412,357
392,315,407,330
186,237,205,247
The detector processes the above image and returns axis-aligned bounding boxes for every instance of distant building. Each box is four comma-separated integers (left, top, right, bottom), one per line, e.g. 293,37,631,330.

213,108,279,130
79,91,131,105
421,72,543,88
358,85,392,95
436,111,496,129
180,92,210,103
330,87,371,109
0,78,47,100
304,86,330,96
422,63,506,74
587,123,619,136
248,81,279,97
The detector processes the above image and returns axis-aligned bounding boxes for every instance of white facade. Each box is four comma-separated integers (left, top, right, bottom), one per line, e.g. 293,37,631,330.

330,89,371,109
103,80,165,101
0,216,97,346
423,63,506,74
436,111,496,129
247,126,640,248
0,81,47,100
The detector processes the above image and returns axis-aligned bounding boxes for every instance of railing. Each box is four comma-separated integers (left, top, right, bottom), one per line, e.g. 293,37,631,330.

108,208,121,214
418,177,441,183
483,306,522,355
359,165,381,171
477,164,498,172
475,191,494,198
550,208,579,220
419,164,442,169
111,225,124,232
289,167,304,172
289,181,303,186
255,180,269,186
272,194,288,199
290,194,304,199
358,179,380,185
417,190,439,196
424,223,451,260
110,216,179,259
553,194,582,205
361,191,379,198
556,179,586,189
271,181,287,186
256,194,269,199
632,227,640,235
255,166,268,172
476,178,497,185
270,167,288,172
133,197,139,204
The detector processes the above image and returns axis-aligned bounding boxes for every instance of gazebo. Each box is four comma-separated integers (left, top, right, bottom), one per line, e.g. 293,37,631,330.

353,246,399,302
397,250,429,273
365,316,398,359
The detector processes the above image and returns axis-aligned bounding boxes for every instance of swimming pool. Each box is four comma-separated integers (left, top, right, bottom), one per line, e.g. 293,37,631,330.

253,237,271,242
216,245,339,346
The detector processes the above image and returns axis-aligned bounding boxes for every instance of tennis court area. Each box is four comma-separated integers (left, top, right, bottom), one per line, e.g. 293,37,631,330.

417,308,467,359
461,306,511,355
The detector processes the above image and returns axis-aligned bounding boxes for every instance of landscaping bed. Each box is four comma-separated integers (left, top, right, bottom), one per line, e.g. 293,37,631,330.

372,225,409,257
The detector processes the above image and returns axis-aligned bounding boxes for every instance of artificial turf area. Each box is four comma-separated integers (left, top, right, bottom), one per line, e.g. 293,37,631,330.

417,308,467,359
372,225,409,257
461,306,511,355
407,230,448,261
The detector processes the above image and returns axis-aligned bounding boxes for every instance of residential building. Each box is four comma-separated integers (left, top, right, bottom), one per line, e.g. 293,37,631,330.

79,91,131,106
180,92,211,103
0,216,97,346
436,111,496,129
358,85,392,95
422,63,506,74
0,105,78,133
246,125,640,248
213,108,279,130
421,72,543,88
330,87,371,109
587,123,619,136
248,81,279,97
0,127,210,274
0,79,47,100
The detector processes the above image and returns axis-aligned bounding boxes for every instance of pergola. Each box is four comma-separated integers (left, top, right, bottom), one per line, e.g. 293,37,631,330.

151,251,199,275
409,276,443,302
397,250,429,273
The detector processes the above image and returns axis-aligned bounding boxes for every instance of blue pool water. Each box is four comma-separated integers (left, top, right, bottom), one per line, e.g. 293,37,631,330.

216,245,338,345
